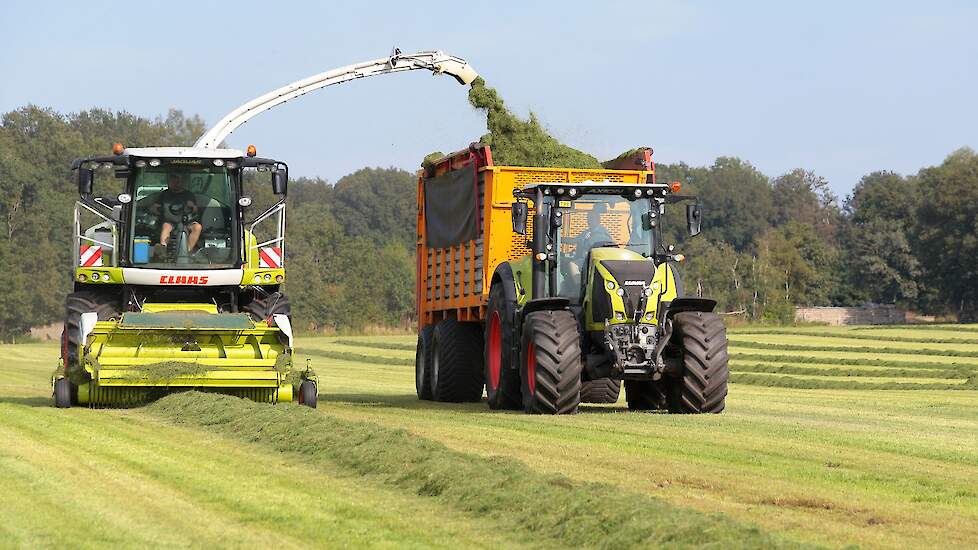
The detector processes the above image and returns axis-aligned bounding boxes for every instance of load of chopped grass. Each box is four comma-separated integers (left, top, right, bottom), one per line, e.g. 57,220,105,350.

467,77,602,169
145,392,808,549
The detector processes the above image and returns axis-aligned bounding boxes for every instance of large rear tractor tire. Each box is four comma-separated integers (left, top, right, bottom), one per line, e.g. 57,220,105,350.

580,377,621,404
430,319,484,402
520,310,583,414
666,312,729,414
415,325,435,400
243,291,291,322
484,284,522,410
624,380,667,411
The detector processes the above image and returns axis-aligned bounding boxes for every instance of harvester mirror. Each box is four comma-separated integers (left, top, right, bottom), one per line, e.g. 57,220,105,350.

111,205,123,222
77,168,94,195
686,204,702,237
511,202,528,235
272,168,288,195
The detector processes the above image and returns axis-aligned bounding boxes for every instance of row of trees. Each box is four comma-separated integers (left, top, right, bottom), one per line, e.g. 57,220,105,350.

0,104,974,339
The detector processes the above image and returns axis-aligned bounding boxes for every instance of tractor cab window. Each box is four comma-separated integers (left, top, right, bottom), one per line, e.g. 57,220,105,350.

555,196,653,298
130,164,236,268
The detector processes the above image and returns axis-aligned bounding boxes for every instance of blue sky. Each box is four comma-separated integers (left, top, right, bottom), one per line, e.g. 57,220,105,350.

1,0,975,197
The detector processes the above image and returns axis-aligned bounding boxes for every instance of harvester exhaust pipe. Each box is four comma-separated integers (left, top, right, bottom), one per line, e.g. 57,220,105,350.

194,49,479,149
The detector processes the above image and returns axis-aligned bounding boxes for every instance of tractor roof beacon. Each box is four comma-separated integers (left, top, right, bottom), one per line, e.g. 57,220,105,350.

54,49,478,408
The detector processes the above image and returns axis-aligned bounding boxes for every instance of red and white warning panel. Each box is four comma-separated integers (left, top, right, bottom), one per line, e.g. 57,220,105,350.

79,245,103,267
258,247,282,269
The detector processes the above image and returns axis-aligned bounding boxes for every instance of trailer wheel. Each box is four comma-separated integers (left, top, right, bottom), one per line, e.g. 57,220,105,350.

520,310,583,414
63,291,119,384
54,378,72,408
298,380,318,408
624,380,667,411
580,377,621,404
484,284,521,410
415,325,435,400
430,319,484,402
666,312,729,414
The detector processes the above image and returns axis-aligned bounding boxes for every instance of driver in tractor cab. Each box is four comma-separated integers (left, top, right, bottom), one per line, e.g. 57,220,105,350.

151,173,202,255
561,203,614,295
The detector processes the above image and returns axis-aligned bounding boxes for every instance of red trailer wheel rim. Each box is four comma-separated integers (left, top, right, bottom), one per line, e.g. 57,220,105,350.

526,341,536,396
487,311,502,391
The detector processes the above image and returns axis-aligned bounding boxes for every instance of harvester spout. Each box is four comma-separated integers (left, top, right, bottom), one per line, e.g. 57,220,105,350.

194,49,479,149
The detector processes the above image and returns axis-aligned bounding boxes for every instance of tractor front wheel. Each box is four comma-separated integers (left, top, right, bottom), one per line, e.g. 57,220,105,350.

520,310,583,414
484,284,521,410
666,312,729,414
580,377,621,404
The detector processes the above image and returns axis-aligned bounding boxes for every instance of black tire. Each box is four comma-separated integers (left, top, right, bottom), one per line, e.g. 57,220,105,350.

54,378,72,408
430,319,484,402
520,310,583,414
580,377,621,404
415,325,435,400
63,291,119,381
243,291,291,322
484,284,521,410
624,380,667,411
298,380,318,408
666,312,729,414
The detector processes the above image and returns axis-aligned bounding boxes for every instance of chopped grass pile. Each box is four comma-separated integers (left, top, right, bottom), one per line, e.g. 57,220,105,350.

467,77,602,169
145,392,808,549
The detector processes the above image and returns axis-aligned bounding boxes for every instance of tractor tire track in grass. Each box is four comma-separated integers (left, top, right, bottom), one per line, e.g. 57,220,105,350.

146,392,811,550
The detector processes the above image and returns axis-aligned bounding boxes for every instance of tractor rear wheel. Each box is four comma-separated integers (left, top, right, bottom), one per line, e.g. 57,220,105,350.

666,312,729,414
580,377,621,404
484,284,521,410
520,310,583,414
415,325,435,400
430,319,484,402
243,291,291,322
624,380,667,411
54,378,72,408
299,380,318,408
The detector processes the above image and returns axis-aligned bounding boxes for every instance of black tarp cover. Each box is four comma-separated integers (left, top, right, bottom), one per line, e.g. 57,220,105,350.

423,164,478,248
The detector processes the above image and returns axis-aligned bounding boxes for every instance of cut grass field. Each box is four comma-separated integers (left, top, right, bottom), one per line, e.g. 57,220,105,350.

1,324,977,548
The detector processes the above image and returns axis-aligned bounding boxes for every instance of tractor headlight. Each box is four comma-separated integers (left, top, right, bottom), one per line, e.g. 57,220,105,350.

645,313,653,321
606,281,615,290
213,159,225,167
616,288,625,296
644,288,653,296
134,160,147,168
149,159,161,167
615,312,625,321
633,188,642,198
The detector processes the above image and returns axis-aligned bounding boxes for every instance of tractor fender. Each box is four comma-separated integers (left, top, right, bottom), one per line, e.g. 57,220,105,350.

661,297,718,320
490,263,519,305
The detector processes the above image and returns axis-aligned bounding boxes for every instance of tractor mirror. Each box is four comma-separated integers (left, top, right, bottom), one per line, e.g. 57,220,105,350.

78,168,94,195
512,202,528,235
272,169,288,195
686,204,702,237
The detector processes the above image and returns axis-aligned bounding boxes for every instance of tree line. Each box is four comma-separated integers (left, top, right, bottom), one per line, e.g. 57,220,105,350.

0,105,974,339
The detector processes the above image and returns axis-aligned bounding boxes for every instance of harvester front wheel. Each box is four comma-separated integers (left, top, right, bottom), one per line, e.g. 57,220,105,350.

580,377,621,404
63,291,119,383
299,380,318,408
415,325,434,400
520,311,583,414
430,319,484,402
484,284,521,410
666,312,729,414
54,378,72,408
243,291,291,322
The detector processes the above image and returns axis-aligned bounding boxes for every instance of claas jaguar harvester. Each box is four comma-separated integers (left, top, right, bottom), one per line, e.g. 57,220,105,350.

415,145,729,414
53,49,478,408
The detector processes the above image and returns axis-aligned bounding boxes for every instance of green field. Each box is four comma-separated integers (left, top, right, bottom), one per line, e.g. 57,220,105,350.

2,325,977,548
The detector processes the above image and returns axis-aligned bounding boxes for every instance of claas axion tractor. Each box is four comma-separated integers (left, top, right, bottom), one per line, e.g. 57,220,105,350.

54,143,317,408
415,145,729,414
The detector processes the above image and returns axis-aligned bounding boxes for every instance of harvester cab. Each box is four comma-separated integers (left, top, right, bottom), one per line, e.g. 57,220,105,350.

55,144,317,408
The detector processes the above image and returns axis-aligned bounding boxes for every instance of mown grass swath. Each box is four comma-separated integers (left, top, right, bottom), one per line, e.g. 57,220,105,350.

333,340,416,351
728,339,978,357
303,348,413,366
730,328,978,345
146,392,807,549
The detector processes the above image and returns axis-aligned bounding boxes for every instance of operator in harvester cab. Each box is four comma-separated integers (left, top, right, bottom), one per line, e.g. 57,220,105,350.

151,173,203,253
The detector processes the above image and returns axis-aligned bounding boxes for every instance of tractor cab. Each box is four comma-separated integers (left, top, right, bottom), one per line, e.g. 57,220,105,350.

512,181,705,379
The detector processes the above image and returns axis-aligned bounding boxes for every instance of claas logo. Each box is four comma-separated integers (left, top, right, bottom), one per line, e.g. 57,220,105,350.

159,275,209,285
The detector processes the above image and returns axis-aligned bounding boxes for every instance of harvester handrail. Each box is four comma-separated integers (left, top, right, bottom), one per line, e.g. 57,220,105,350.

245,200,286,268
73,201,118,268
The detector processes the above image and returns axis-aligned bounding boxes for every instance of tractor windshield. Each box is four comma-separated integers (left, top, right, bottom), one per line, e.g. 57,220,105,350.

555,196,653,298
129,163,237,268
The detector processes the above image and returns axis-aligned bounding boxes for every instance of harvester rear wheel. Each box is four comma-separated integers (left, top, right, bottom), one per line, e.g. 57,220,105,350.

430,319,484,402
243,291,291,322
299,380,318,408
63,291,119,381
484,284,521,410
520,311,583,414
415,325,435,400
54,378,72,408
666,312,729,414
624,380,667,411
580,377,621,404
